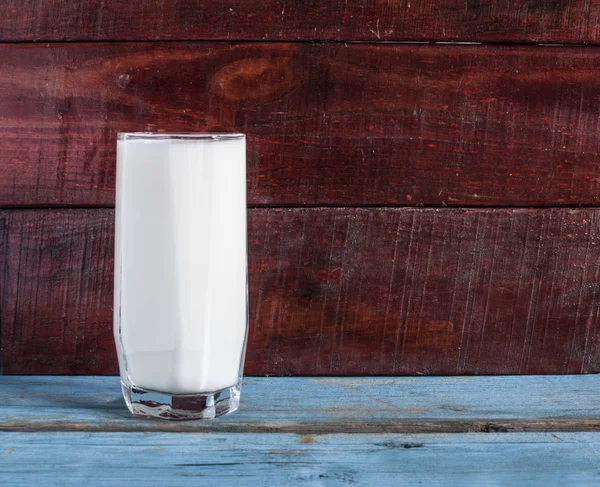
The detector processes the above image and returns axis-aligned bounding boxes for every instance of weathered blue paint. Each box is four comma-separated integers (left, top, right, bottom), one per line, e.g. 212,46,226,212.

1,432,600,486
1,376,599,485
0,375,598,430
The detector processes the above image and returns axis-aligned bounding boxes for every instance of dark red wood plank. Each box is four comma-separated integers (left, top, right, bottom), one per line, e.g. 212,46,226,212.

2,43,600,207
2,208,599,375
0,210,116,374
1,0,599,43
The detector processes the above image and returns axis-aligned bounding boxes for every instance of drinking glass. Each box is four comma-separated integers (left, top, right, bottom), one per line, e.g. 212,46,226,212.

114,133,247,420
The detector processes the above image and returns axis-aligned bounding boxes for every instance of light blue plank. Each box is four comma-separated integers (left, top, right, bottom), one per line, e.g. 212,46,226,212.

1,432,600,486
0,376,599,431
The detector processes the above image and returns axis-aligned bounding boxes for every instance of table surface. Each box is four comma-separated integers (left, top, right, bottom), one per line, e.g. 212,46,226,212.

1,375,599,485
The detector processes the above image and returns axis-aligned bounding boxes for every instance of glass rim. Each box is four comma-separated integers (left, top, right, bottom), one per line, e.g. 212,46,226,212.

118,132,245,141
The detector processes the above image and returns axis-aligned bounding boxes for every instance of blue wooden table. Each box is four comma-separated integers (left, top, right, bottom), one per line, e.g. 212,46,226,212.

1,376,599,485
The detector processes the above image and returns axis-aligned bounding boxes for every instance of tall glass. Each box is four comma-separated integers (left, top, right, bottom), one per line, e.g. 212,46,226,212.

114,133,247,420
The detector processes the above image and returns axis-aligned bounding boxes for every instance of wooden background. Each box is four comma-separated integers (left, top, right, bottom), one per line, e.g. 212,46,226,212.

1,1,600,375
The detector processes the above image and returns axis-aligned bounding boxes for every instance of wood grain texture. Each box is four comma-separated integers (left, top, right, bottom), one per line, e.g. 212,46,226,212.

3,43,600,207
4,432,600,486
1,376,600,433
0,210,115,374
4,377,600,484
1,0,600,44
2,208,600,375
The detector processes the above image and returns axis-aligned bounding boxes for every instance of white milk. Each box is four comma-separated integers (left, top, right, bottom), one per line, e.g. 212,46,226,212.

114,134,247,395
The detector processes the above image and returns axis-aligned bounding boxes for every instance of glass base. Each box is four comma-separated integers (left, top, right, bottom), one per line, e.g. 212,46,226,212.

121,381,241,420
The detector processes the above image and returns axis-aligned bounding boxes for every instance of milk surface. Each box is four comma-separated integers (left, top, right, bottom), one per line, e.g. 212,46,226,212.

114,135,247,394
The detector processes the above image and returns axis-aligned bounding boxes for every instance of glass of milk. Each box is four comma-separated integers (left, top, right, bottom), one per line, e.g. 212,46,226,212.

114,133,248,420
